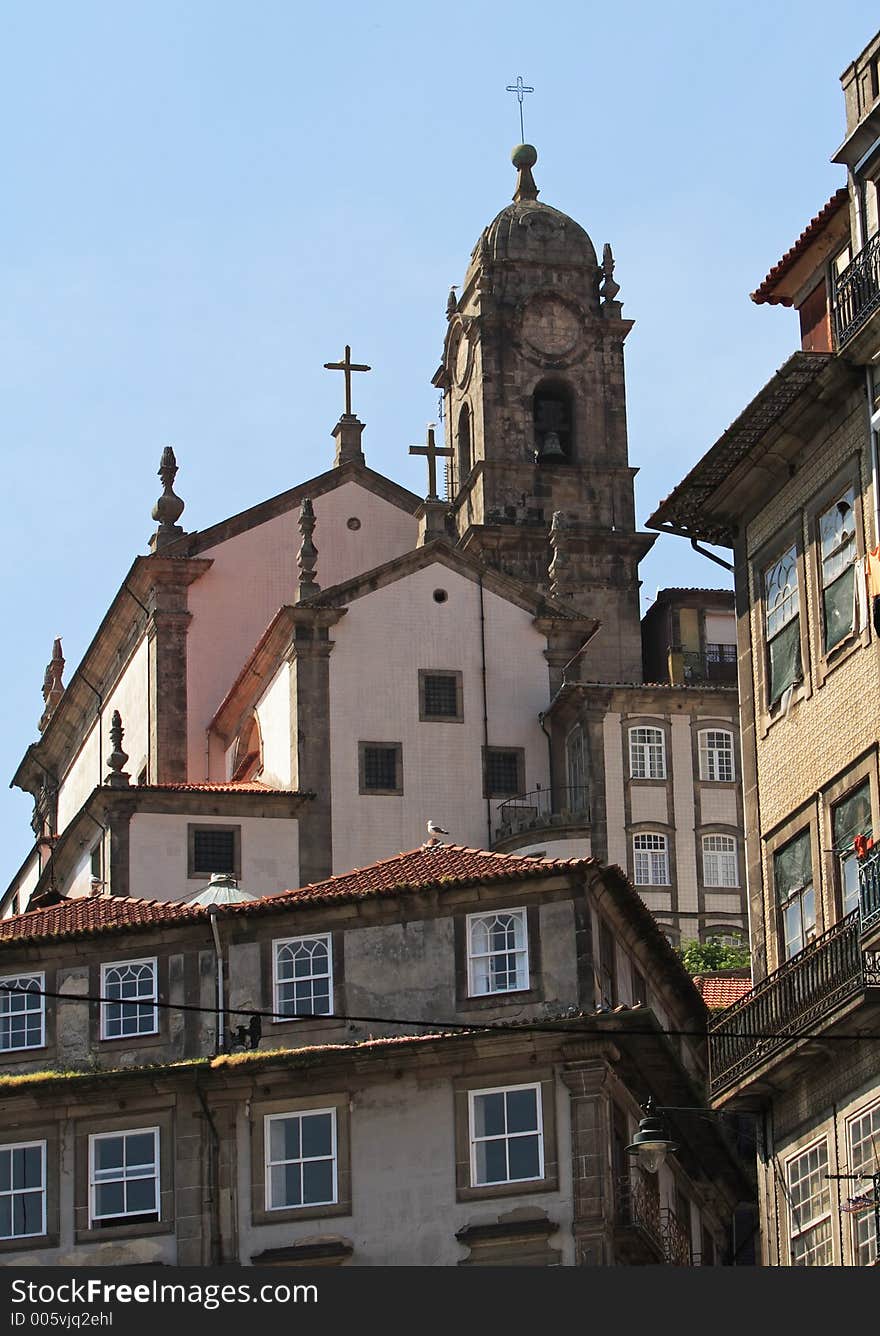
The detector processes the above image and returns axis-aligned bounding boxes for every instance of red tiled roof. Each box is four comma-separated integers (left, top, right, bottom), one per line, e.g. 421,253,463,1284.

137,782,304,795
0,845,590,945
751,189,849,306
693,973,752,1010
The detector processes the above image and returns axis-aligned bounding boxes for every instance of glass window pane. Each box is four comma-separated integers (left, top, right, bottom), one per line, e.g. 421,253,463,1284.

0,1198,11,1238
16,1190,42,1236
507,1134,541,1181
769,617,801,704
271,1163,300,1208
475,1139,507,1185
125,1176,157,1214
302,1159,334,1205
269,1117,300,1164
300,1113,332,1160
94,1137,124,1173
0,1150,11,1193
833,784,872,850
95,1182,125,1218
505,1088,538,1135
823,565,855,651
775,833,812,904
17,1146,42,1190
126,1134,156,1169
473,1093,505,1139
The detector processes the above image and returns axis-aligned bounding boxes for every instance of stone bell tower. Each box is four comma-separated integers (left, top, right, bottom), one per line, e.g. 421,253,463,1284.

435,145,654,682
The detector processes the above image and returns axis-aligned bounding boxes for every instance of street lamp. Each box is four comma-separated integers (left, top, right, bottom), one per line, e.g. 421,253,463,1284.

625,1097,679,1174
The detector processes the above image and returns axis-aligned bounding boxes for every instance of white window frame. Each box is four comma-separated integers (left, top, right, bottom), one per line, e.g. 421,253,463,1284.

764,545,801,705
698,729,735,783
702,834,739,888
466,908,529,996
100,958,158,1040
468,1082,544,1187
846,1100,880,1266
264,1109,338,1211
0,1140,46,1240
272,935,333,1019
633,833,670,886
819,486,857,652
0,972,45,1052
786,1138,834,1266
629,727,666,780
88,1127,160,1227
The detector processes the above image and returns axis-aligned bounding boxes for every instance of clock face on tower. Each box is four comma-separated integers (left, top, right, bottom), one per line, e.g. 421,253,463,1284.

521,295,581,359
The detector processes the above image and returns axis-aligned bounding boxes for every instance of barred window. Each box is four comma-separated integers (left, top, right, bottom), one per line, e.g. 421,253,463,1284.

419,671,462,720
0,974,44,1052
702,834,739,888
633,834,669,885
787,1140,833,1266
819,487,856,652
101,959,158,1040
699,729,735,782
764,546,801,706
274,936,333,1018
359,743,402,794
190,826,239,876
629,727,666,780
483,748,523,798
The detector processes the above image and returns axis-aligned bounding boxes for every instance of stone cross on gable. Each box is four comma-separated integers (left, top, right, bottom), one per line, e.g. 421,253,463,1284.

323,345,371,419
409,424,452,501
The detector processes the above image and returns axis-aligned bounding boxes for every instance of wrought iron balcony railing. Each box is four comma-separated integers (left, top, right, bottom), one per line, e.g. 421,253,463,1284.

493,786,590,842
615,1174,665,1257
859,844,880,934
708,910,867,1094
679,644,738,685
832,231,880,348
662,1207,693,1266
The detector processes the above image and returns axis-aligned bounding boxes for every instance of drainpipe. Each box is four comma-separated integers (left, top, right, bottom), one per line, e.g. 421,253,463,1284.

538,711,553,811
478,573,492,847
195,1081,222,1265
866,368,879,549
208,906,225,1055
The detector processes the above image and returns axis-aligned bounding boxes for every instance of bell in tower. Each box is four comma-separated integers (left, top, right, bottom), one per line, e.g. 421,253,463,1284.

432,144,655,683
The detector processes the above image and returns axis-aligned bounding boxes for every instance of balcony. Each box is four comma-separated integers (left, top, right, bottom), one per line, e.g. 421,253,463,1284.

860,844,880,935
492,786,590,848
709,911,880,1096
614,1174,665,1263
680,644,738,686
832,231,880,349
661,1207,693,1267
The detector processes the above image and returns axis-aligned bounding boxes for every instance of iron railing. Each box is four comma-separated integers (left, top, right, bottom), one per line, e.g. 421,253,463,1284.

662,1207,693,1266
680,644,737,685
832,231,880,348
493,786,590,842
615,1175,665,1257
708,910,865,1094
860,844,880,934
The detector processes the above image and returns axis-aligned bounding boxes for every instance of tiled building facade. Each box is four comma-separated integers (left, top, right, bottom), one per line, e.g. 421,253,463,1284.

650,28,880,1267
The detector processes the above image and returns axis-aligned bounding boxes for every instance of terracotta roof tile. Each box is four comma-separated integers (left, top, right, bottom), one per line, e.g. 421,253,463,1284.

751,189,849,306
693,973,752,1010
136,782,305,795
0,845,590,945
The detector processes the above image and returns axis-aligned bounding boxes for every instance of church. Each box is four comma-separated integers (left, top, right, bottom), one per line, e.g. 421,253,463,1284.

5,145,744,945
0,142,756,1268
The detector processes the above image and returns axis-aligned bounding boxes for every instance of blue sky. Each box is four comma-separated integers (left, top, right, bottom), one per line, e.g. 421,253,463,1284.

0,1,872,873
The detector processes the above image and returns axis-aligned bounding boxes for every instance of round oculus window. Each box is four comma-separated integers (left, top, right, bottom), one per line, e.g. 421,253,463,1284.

346,517,361,530
433,588,448,603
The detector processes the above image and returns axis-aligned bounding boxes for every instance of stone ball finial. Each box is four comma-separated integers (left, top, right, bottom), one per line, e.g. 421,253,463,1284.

512,143,538,169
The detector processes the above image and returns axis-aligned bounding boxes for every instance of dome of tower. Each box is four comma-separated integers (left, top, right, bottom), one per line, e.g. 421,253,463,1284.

471,146,598,272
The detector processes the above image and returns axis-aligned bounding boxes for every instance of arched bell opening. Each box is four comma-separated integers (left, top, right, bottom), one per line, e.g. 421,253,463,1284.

533,380,574,463
457,403,472,489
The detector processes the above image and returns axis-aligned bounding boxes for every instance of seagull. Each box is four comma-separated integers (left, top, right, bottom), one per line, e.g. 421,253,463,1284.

423,819,450,850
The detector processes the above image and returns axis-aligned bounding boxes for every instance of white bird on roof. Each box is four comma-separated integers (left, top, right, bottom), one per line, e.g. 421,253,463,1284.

423,819,450,850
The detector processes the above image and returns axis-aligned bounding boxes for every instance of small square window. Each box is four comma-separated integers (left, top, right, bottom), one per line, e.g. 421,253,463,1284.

359,742,403,795
265,1110,337,1211
469,1084,544,1186
467,908,529,994
100,959,158,1040
89,1129,159,1228
419,670,463,721
483,747,524,798
273,936,333,1018
0,974,45,1052
188,825,240,879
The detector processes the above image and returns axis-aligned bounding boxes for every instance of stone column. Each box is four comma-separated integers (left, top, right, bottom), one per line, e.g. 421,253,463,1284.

147,576,193,784
288,611,343,885
562,1060,614,1265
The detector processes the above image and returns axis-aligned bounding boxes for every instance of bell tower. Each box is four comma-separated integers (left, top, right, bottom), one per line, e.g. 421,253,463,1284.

435,145,654,682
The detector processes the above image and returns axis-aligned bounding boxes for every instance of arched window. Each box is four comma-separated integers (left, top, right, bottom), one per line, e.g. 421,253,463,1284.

457,404,472,486
533,380,574,461
231,712,262,782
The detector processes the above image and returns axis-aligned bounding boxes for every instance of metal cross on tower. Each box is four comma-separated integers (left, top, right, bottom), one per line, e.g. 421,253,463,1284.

409,424,452,501
506,75,535,142
323,345,371,418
